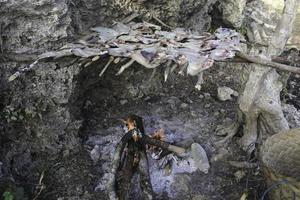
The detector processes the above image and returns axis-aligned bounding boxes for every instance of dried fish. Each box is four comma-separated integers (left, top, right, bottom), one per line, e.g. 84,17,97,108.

117,35,140,43
141,47,158,61
9,20,243,89
108,46,133,57
112,22,131,35
180,40,203,51
131,51,159,68
155,31,176,40
215,27,239,40
91,27,119,42
139,37,158,44
210,49,235,60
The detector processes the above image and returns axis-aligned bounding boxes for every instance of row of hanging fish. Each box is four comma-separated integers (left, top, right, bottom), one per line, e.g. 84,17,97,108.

9,20,242,89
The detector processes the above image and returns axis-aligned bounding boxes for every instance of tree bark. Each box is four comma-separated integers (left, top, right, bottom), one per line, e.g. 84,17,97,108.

234,0,299,153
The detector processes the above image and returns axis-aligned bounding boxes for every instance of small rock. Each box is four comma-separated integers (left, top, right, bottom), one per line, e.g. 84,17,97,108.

217,86,238,101
63,149,70,157
234,170,246,182
120,99,128,105
215,125,228,136
190,143,210,173
223,117,233,123
167,96,181,110
282,104,300,128
90,145,101,163
190,110,197,117
204,93,211,98
199,94,204,99
211,148,229,161
204,103,211,108
186,98,193,104
220,0,246,29
213,111,220,116
180,103,189,109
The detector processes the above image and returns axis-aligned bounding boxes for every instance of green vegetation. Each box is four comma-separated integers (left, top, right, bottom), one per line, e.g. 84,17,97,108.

2,191,14,200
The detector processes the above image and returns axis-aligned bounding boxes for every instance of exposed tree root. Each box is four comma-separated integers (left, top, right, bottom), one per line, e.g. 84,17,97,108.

228,161,258,169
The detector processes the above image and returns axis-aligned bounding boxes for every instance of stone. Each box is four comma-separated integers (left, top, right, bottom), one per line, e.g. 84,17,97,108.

211,148,229,162
0,0,71,53
120,99,128,105
204,93,211,98
282,104,300,128
190,143,210,174
234,170,246,182
220,0,247,28
167,96,181,110
213,111,220,116
63,149,70,158
204,103,211,108
90,145,102,163
217,86,239,101
190,110,197,117
180,103,189,109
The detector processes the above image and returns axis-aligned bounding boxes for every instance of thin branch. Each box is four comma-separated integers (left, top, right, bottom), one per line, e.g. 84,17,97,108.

151,16,174,30
236,52,300,75
99,56,114,77
121,12,141,24
116,59,135,75
267,0,299,56
228,161,258,169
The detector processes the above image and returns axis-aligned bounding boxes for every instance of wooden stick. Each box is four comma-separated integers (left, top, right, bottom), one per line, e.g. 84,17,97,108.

99,56,114,77
228,161,258,169
115,59,135,75
152,16,174,30
236,52,300,75
108,132,132,200
141,135,186,154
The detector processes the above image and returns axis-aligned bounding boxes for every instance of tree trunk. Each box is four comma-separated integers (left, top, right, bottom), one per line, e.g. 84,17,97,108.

237,0,299,153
